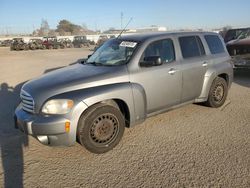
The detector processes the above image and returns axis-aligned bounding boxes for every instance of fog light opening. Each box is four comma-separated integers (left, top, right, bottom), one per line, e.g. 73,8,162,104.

37,135,49,145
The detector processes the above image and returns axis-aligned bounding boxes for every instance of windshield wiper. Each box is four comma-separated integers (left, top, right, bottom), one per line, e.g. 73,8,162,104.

84,62,104,66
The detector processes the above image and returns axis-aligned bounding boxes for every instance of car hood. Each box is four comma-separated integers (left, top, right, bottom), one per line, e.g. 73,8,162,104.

227,37,250,46
22,63,129,110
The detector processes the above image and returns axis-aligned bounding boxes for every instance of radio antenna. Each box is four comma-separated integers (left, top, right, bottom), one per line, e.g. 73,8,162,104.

117,17,133,39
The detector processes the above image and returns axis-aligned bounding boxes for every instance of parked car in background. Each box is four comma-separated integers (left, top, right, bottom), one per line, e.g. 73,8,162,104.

226,28,250,69
10,38,29,51
0,39,12,47
43,36,63,49
95,35,109,49
88,40,95,45
58,38,74,48
29,39,45,50
224,27,250,43
15,32,233,154
72,36,90,48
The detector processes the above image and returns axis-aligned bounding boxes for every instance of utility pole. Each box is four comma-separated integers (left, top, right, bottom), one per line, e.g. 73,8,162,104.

5,27,8,36
121,12,123,30
95,21,97,32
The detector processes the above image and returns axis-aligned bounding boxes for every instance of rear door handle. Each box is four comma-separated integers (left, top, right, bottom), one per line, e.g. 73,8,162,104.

168,68,177,75
202,62,208,67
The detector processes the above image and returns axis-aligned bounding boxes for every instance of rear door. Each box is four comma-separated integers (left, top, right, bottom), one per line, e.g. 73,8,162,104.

178,35,208,102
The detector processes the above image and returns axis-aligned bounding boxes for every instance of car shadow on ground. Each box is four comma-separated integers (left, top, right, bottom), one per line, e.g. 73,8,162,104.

0,82,28,188
233,69,250,88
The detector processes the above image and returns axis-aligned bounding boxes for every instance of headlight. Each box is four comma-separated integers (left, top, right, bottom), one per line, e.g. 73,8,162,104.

42,99,74,114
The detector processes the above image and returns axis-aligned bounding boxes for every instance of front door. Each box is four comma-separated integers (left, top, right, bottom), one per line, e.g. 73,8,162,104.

130,38,182,114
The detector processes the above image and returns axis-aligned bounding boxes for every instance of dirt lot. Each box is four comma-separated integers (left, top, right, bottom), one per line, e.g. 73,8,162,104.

0,47,249,188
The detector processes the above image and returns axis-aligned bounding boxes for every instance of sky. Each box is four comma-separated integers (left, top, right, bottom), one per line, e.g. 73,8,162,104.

0,0,250,34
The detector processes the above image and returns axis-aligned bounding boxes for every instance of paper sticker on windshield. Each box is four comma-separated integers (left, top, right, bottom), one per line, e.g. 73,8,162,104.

120,41,137,48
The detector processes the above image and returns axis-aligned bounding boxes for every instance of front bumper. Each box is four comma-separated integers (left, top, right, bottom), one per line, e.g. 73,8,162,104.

232,55,250,69
14,104,73,146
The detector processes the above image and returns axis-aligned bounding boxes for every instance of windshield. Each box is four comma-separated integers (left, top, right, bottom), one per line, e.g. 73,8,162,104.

86,39,138,66
236,29,250,40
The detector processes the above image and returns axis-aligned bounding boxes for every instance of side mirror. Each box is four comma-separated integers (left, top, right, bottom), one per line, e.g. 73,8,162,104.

140,56,162,67
87,54,92,59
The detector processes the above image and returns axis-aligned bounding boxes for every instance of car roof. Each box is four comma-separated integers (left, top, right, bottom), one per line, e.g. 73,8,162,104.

227,27,250,32
119,31,218,42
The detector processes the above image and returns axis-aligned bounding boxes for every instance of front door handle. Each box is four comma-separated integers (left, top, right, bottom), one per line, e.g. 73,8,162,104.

202,62,208,67
168,68,177,75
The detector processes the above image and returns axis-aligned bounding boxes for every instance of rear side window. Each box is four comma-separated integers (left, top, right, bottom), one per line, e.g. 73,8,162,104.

179,36,205,58
141,39,175,63
205,35,225,54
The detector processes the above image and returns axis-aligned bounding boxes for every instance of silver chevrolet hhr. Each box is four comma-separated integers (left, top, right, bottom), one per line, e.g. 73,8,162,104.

15,32,233,153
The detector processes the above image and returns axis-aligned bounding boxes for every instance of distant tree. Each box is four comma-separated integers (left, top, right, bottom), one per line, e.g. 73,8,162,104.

220,25,232,38
48,29,57,36
31,19,95,36
38,19,50,36
56,19,82,35
72,27,82,35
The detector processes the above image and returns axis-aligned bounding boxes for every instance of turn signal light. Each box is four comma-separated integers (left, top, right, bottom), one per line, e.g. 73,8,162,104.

65,121,70,132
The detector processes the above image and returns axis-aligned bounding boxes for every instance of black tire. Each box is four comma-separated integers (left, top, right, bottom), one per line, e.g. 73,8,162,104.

77,103,125,154
205,77,228,108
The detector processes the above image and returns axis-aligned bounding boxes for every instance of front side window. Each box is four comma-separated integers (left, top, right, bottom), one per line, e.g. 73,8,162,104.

205,35,225,54
179,36,205,58
86,39,137,66
141,39,175,63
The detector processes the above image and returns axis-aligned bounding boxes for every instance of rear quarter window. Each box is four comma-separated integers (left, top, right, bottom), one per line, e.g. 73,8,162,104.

204,35,225,54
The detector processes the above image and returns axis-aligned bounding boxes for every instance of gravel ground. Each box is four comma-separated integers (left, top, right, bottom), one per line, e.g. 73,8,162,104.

0,47,249,188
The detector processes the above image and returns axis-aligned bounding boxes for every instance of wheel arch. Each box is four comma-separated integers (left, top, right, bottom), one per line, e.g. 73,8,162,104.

217,73,229,85
82,98,131,128
196,72,230,102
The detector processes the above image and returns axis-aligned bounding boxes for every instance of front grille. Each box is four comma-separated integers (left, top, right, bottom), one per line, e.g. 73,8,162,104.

20,90,35,113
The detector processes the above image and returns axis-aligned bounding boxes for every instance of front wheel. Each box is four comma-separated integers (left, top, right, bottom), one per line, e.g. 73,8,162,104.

205,77,228,108
77,103,125,154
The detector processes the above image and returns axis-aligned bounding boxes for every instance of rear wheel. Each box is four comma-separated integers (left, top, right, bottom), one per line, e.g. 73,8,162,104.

205,77,228,108
77,103,125,154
